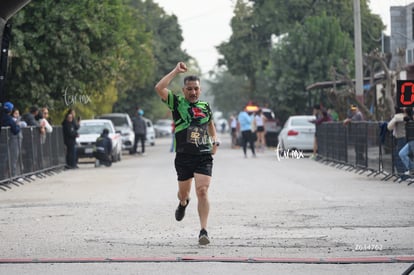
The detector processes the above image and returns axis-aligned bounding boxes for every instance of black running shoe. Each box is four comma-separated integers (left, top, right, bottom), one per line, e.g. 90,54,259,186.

198,228,210,245
175,199,189,221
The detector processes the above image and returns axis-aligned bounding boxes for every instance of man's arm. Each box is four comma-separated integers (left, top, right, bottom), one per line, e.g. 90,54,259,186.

154,62,187,101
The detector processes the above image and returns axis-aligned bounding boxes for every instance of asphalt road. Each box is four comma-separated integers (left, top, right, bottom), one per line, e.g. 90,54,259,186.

0,133,413,275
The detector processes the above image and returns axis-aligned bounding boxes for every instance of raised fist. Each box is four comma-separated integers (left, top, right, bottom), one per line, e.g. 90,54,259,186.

176,62,187,73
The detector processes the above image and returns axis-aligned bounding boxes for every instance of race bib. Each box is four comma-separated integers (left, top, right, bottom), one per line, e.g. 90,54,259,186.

187,125,208,146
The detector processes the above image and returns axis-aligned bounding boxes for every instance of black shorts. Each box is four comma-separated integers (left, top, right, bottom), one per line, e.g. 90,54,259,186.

174,153,213,181
257,126,265,132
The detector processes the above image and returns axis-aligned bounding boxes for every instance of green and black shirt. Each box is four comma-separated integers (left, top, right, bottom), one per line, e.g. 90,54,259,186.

164,90,213,155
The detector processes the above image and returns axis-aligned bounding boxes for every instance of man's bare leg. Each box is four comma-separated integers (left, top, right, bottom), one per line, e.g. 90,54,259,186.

194,173,211,244
175,178,192,221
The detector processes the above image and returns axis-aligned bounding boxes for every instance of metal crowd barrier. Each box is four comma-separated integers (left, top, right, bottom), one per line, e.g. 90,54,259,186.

0,126,66,186
316,122,411,184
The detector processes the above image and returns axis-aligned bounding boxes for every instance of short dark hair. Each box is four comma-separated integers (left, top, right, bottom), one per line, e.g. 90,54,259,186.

29,106,39,113
184,75,200,84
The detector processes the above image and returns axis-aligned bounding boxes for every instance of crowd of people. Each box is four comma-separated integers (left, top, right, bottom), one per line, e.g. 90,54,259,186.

228,107,269,158
1,103,117,174
226,103,369,162
1,99,154,175
1,102,53,176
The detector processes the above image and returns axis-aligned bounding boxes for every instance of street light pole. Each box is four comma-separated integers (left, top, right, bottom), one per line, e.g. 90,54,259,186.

354,0,364,104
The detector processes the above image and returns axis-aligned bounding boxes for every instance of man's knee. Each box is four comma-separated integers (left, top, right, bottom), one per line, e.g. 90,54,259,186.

196,185,209,199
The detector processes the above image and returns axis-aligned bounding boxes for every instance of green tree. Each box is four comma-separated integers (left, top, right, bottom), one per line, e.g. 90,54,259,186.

217,0,269,99
214,0,384,121
6,0,154,120
207,69,250,116
114,0,191,119
263,14,354,121
251,0,384,53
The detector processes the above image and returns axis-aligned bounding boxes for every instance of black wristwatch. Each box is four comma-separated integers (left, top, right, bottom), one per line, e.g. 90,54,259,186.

213,141,220,146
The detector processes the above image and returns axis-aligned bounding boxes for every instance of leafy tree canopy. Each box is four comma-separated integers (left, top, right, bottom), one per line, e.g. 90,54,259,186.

113,0,191,120
5,0,191,123
214,0,384,121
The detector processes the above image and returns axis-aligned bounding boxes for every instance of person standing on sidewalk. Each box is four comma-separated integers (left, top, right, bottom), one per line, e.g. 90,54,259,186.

62,110,79,169
388,107,408,177
130,108,147,155
155,61,219,245
238,108,256,158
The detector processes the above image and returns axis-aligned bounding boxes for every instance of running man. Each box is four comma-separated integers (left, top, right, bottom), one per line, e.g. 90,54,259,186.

155,62,219,245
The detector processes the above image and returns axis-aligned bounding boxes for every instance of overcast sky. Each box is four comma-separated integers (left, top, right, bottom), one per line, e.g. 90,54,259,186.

153,0,412,74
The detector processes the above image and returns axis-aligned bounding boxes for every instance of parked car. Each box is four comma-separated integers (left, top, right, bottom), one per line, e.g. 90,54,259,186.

262,107,281,147
154,119,173,137
143,117,155,146
95,113,134,151
277,115,316,151
76,119,122,162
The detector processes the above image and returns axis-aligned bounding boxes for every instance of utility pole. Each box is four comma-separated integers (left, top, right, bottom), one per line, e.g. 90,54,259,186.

354,0,364,105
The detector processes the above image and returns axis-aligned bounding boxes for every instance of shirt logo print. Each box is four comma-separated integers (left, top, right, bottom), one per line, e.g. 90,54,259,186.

192,107,206,118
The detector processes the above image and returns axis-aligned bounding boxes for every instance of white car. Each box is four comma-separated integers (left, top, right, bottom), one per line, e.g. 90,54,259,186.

154,119,173,137
143,117,155,146
76,119,122,162
278,115,316,151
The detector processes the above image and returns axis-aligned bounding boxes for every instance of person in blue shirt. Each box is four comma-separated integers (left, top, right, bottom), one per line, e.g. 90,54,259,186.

1,102,20,135
238,108,256,158
1,101,21,176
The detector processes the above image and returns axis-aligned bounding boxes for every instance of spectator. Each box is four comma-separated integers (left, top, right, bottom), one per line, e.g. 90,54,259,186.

130,108,147,155
343,104,365,166
1,102,21,176
61,110,78,169
69,109,80,164
399,108,414,175
22,106,40,127
229,115,238,148
12,108,27,128
2,102,21,135
255,109,266,152
388,107,409,177
39,107,53,144
238,107,256,158
328,108,339,121
93,128,112,167
40,107,53,133
220,120,226,134
11,108,26,176
310,107,332,159
343,104,363,125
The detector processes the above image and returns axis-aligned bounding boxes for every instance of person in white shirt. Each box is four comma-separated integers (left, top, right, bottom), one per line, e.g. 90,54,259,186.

39,107,53,144
255,109,266,151
40,107,53,133
229,115,238,148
